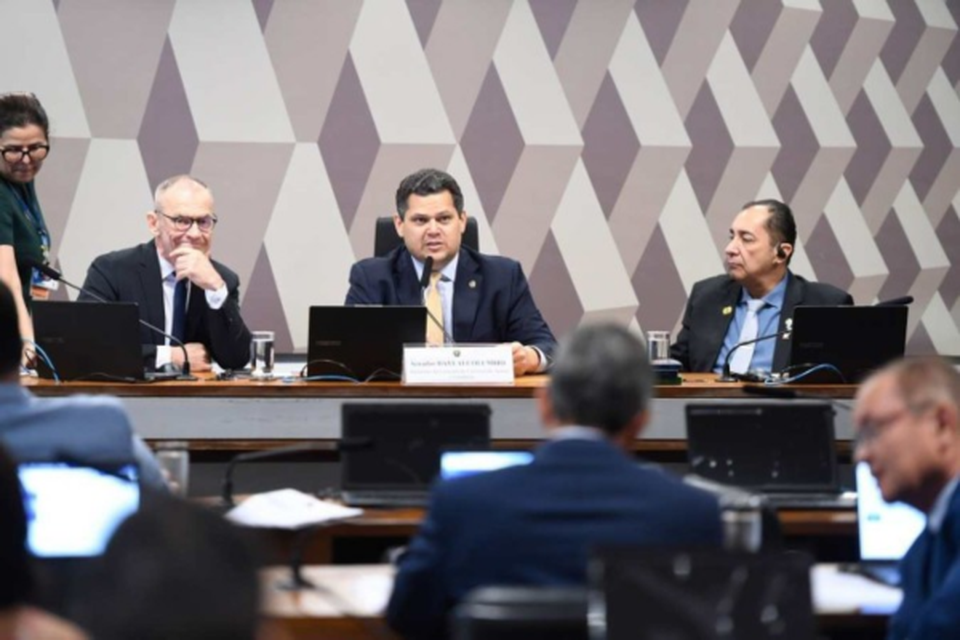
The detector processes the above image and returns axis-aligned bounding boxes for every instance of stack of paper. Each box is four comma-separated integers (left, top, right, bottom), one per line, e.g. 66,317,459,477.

227,489,363,529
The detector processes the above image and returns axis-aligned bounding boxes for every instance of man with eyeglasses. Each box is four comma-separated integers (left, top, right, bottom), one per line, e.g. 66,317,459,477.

79,175,251,372
853,357,960,639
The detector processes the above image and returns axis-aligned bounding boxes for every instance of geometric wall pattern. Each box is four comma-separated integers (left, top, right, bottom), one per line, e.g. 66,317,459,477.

2,0,959,354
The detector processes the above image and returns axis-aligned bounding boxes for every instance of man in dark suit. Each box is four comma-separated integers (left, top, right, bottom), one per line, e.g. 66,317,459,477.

386,323,723,639
853,357,960,639
80,175,251,372
345,168,556,376
670,199,852,374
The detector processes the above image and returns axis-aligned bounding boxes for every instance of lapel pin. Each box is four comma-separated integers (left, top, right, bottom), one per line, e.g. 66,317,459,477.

469,280,477,289
722,306,732,316
785,318,793,333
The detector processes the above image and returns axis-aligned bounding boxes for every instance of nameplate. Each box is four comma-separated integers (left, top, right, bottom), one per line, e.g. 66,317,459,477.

402,344,514,385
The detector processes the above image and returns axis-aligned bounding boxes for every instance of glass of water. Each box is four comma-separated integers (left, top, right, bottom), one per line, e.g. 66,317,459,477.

250,330,275,379
155,441,190,497
646,330,671,362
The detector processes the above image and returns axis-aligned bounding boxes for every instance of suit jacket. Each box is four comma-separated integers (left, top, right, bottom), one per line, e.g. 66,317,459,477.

79,241,252,370
345,246,557,364
670,272,854,373
0,385,166,490
889,487,960,639
386,438,723,640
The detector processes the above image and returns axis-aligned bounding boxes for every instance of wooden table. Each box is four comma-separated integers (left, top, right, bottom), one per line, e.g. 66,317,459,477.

261,564,896,640
23,373,859,454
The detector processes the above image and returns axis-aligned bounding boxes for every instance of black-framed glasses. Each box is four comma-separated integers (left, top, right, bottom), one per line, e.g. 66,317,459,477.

158,212,218,232
1,143,50,163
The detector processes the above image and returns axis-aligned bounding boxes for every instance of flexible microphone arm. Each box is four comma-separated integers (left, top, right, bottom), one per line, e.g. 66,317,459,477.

419,256,455,344
718,330,790,382
26,258,195,379
220,443,324,507
875,295,914,306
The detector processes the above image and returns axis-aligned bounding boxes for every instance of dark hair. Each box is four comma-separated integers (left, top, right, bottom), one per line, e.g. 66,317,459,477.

395,168,464,219
0,93,50,140
547,323,653,436
742,199,796,263
78,496,262,640
0,280,21,377
0,444,31,610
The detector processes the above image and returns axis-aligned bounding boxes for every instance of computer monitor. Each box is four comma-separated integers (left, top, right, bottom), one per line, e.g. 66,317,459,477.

856,462,925,562
440,450,534,481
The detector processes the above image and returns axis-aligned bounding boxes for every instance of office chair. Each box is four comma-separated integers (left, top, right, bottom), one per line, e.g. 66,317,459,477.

374,216,480,257
451,585,589,640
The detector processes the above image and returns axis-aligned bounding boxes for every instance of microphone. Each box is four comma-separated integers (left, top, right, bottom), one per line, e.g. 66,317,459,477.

718,330,790,382
875,295,914,306
418,256,455,344
25,258,196,380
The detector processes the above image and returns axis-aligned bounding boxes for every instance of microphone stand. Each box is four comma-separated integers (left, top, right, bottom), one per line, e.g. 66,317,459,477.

717,331,789,383
220,443,323,508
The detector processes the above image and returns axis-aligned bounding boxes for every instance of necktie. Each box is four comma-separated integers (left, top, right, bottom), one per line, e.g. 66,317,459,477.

728,299,765,374
172,277,188,343
425,271,444,345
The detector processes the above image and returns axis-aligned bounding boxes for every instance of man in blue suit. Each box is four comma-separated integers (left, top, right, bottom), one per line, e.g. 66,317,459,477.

345,168,556,375
854,357,960,639
386,323,723,639
0,281,165,489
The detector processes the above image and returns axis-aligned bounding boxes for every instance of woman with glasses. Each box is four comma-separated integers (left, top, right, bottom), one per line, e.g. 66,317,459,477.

0,93,53,363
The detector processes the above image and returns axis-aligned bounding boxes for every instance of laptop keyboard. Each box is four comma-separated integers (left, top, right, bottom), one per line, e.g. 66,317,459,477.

341,491,429,508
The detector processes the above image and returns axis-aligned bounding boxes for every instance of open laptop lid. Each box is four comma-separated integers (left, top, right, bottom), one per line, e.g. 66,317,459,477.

340,403,491,492
19,461,140,558
439,449,534,481
789,306,907,383
686,403,839,493
307,306,427,381
856,461,925,563
32,301,144,381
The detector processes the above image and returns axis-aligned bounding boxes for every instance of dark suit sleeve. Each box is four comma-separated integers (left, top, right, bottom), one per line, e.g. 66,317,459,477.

386,488,454,640
80,256,159,365
670,283,698,371
345,262,376,305
203,267,252,370
505,262,557,366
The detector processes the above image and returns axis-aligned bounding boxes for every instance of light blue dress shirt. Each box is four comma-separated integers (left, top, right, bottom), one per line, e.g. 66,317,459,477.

713,274,789,374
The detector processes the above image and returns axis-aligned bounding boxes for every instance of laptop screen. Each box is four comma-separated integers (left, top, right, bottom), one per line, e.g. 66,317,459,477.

19,462,140,558
856,462,925,562
686,403,837,492
440,450,534,481
340,403,491,491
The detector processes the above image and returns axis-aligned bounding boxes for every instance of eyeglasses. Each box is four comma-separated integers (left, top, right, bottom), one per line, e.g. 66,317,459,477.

158,212,218,232
854,402,934,451
1,143,50,163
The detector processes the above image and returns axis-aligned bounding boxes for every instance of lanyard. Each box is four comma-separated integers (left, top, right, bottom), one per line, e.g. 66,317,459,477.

4,181,49,248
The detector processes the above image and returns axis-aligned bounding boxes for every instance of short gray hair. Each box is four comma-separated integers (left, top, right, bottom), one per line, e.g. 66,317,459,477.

547,323,653,435
153,175,213,212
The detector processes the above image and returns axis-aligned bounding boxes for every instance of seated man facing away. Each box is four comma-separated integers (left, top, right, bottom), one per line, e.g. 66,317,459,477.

387,323,723,639
346,168,557,376
854,357,960,639
0,444,88,640
0,281,165,490
80,175,251,373
670,199,852,375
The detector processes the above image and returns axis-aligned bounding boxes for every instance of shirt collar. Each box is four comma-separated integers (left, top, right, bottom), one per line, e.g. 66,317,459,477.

548,425,607,441
740,271,789,311
157,247,175,281
928,476,960,533
412,252,459,284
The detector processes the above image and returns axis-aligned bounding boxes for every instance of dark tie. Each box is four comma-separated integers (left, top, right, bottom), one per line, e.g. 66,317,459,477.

172,278,188,342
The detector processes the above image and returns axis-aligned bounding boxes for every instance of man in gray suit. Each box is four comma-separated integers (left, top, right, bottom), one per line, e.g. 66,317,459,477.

0,280,165,489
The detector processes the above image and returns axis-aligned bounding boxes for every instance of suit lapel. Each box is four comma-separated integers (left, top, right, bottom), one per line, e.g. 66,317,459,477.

136,242,166,331
703,280,741,368
453,250,481,342
393,249,423,306
774,273,802,372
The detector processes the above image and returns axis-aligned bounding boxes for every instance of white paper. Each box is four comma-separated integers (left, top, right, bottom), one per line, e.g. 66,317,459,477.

226,489,362,529
403,343,514,385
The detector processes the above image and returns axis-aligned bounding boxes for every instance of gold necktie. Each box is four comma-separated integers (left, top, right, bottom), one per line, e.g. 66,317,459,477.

426,271,445,345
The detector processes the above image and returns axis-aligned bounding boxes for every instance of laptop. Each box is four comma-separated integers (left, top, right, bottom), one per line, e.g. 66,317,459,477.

32,301,145,382
439,449,534,481
852,461,925,586
788,305,908,383
339,403,491,507
307,306,427,381
593,546,815,640
19,461,140,558
686,403,854,509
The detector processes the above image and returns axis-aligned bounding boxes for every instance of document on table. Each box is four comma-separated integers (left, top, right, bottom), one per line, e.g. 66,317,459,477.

227,488,363,529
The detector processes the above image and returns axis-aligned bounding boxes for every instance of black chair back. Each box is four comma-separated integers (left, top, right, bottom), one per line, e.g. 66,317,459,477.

451,585,589,640
374,216,479,257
